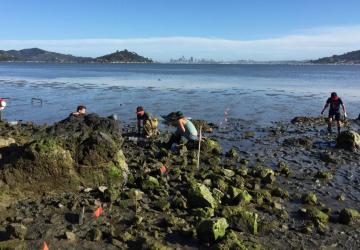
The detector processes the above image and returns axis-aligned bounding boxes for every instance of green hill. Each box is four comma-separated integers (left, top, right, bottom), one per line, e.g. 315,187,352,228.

96,49,153,63
311,50,360,64
0,48,153,63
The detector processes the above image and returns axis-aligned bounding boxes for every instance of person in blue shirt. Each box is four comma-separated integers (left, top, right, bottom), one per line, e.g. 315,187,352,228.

166,112,198,148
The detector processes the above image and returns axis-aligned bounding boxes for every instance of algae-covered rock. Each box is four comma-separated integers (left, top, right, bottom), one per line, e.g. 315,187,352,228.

221,206,258,235
315,170,333,180
226,148,239,160
278,161,290,177
138,235,168,250
0,239,27,250
301,192,318,205
191,207,215,219
188,182,217,208
339,208,360,225
337,130,360,151
212,188,225,204
223,169,235,178
3,138,75,186
202,138,222,154
229,187,252,204
196,218,229,243
6,223,27,240
302,207,329,224
271,187,289,199
210,230,262,250
1,114,128,192
142,176,160,190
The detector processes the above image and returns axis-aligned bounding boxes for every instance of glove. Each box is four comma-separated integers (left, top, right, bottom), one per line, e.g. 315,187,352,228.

321,111,324,115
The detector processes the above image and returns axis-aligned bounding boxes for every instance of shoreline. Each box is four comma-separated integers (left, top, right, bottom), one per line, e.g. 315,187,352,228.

0,114,360,249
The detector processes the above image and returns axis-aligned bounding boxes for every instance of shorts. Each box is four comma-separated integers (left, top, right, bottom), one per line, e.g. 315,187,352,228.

329,110,340,121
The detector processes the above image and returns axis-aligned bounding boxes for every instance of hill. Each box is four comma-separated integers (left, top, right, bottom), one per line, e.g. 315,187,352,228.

95,49,153,63
0,48,153,63
311,50,360,64
0,48,92,63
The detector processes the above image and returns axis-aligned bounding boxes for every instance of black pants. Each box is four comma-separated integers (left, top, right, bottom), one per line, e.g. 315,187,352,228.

0,110,3,121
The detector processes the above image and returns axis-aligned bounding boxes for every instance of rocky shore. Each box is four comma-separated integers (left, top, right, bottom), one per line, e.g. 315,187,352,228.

0,114,360,249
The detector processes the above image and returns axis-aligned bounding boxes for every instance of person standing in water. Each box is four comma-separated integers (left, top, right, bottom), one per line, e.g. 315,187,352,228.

0,98,7,121
321,92,347,134
167,112,198,148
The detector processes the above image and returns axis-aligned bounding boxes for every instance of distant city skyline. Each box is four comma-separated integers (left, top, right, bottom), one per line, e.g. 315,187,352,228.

1,0,360,61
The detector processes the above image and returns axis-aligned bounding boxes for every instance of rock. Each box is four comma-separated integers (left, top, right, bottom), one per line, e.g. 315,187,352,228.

212,188,225,204
103,187,120,202
236,166,248,176
127,188,144,201
302,207,329,224
0,137,16,148
283,136,313,148
301,192,317,205
243,131,255,139
271,187,289,199
1,114,129,192
0,239,26,250
142,176,160,190
337,130,360,151
336,194,346,201
315,171,333,180
221,206,258,235
339,208,360,225
201,138,222,154
222,169,235,178
278,161,290,177
6,223,27,240
188,182,217,208
319,152,338,164
191,207,215,219
291,116,325,125
196,218,229,243
98,186,108,193
138,235,168,250
86,228,102,241
229,187,252,204
226,148,239,160
65,231,76,241
210,230,258,250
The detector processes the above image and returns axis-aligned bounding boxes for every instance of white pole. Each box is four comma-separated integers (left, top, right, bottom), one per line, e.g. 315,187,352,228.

197,126,202,169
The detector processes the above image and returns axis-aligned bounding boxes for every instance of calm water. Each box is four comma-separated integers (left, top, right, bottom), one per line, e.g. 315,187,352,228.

0,63,360,125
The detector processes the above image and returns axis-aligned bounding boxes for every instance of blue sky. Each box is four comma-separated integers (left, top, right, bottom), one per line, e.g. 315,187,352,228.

1,0,360,61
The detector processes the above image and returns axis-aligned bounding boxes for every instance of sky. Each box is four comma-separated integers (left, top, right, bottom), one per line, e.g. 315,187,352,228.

1,0,360,61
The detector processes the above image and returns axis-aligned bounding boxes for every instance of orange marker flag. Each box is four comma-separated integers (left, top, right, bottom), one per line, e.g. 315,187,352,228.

43,241,49,250
94,207,103,219
160,165,167,174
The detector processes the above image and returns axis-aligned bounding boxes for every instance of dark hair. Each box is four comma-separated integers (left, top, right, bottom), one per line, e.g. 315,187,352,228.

77,105,86,112
331,92,337,97
136,106,144,112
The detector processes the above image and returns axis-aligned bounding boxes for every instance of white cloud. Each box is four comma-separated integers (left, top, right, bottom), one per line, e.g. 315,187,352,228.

1,25,360,61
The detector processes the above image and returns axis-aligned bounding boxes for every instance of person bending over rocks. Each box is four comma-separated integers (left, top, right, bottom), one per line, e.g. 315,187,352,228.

136,106,159,138
71,105,86,117
321,92,347,134
166,112,198,149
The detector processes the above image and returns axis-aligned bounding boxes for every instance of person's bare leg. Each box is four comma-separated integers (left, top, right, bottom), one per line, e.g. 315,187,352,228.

337,120,341,134
328,117,333,133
